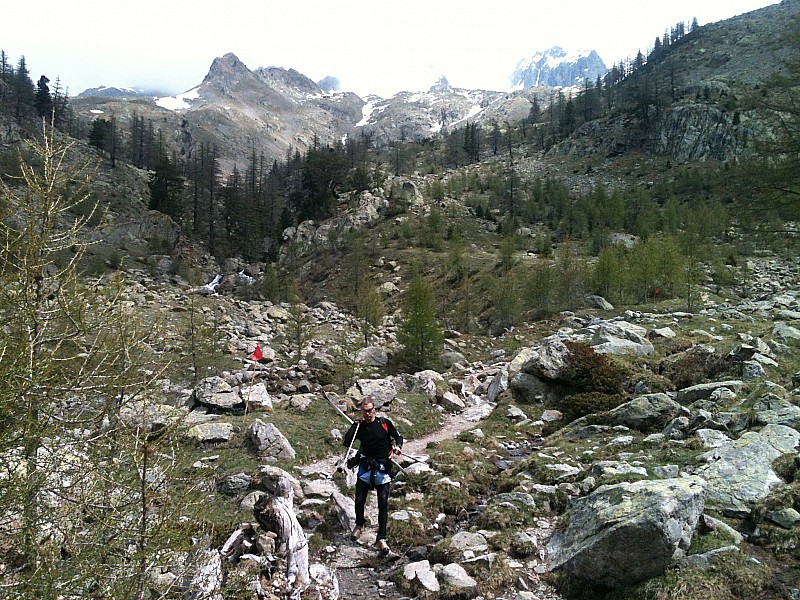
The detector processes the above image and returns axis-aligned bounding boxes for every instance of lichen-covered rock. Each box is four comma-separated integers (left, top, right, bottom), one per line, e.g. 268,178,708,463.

695,423,799,516
547,477,706,588
186,422,235,443
676,380,743,404
509,337,572,381
194,375,242,409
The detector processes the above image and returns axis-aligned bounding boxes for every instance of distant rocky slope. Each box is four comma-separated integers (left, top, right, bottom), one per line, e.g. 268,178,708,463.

68,1,798,174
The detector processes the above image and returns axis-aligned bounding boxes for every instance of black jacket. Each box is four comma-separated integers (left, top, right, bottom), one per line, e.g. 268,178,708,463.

343,416,402,460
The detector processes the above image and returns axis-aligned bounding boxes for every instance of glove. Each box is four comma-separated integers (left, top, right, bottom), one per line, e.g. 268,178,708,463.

393,447,402,456
346,454,359,469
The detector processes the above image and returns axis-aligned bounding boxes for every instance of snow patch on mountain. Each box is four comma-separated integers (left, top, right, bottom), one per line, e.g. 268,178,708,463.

156,87,201,111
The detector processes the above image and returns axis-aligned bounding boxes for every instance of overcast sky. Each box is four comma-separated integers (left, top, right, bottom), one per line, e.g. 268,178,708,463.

3,0,779,98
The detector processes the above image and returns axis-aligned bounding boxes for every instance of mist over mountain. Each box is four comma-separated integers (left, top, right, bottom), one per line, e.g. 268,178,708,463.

77,85,156,98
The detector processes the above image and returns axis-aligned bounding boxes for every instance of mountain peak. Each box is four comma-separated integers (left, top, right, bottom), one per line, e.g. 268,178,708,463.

512,47,607,88
203,53,253,86
429,75,451,93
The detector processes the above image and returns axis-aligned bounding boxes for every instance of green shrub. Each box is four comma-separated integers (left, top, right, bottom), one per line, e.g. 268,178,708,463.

659,346,732,389
562,341,631,394
551,392,625,427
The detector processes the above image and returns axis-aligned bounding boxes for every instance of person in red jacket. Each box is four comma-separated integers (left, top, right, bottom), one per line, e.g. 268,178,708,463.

342,397,403,554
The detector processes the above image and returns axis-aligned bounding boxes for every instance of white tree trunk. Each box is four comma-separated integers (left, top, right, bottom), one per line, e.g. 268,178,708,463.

254,475,309,597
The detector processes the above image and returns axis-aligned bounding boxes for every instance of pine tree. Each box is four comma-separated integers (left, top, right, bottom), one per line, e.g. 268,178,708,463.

33,75,52,118
12,56,35,121
397,272,443,370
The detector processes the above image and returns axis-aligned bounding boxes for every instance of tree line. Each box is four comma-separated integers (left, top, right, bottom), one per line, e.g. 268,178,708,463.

0,51,71,130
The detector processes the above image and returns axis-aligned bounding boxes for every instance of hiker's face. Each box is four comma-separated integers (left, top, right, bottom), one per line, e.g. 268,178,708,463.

361,403,376,422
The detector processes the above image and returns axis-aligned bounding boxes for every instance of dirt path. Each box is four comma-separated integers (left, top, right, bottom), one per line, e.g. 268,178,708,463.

299,406,487,478
298,407,490,599
298,401,564,599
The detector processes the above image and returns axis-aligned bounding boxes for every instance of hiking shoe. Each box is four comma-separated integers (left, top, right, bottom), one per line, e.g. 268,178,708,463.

375,539,390,554
350,527,362,541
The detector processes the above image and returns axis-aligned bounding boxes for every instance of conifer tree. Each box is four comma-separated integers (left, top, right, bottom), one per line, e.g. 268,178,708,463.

397,272,443,370
33,75,52,118
0,121,201,596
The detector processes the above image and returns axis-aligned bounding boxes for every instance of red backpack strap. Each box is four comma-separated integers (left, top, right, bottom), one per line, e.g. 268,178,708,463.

380,417,389,433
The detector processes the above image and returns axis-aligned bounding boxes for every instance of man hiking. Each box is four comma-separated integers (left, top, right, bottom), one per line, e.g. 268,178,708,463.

342,397,403,554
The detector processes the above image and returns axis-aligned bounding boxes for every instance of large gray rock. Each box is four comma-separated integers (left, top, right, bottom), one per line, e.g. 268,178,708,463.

772,322,800,343
350,378,398,408
331,490,356,532
608,393,685,433
241,382,273,412
247,419,296,460
403,560,440,593
509,337,572,381
695,423,799,516
586,295,614,310
194,376,242,409
509,372,568,405
448,531,489,554
258,465,304,501
547,477,706,588
439,563,478,589
119,401,186,433
676,380,743,404
749,393,800,428
590,320,654,356
186,422,235,443
355,346,389,366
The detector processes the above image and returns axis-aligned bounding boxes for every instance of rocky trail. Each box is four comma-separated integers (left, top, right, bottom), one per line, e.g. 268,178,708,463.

295,400,565,599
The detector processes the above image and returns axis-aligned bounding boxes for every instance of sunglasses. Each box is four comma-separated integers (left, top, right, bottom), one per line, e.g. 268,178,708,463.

361,407,375,413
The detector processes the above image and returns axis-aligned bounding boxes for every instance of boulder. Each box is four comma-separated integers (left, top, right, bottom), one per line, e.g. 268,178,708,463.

331,491,356,532
675,380,743,404
608,393,685,433
119,400,185,433
403,560,440,593
217,472,253,495
772,322,800,343
355,346,389,366
509,372,568,404
350,378,398,407
258,465,304,501
186,422,235,443
247,420,296,460
194,376,242,410
750,394,800,428
509,337,572,381
241,382,273,412
695,423,799,516
438,390,466,413
589,320,654,356
449,531,489,555
586,295,614,310
439,563,478,590
547,477,706,588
